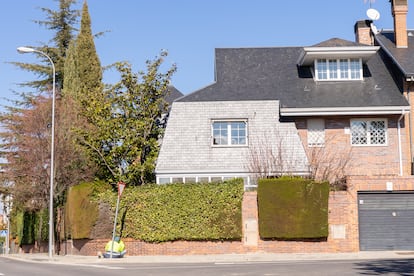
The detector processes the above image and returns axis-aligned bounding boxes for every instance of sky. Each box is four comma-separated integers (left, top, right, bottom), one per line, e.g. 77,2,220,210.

0,1,412,213
1,0,413,110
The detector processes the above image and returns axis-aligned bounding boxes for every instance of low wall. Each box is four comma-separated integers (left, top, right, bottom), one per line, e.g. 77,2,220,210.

26,177,414,256
59,190,357,256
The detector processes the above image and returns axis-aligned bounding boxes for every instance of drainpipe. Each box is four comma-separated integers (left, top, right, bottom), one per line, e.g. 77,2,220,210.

398,111,407,176
407,81,414,174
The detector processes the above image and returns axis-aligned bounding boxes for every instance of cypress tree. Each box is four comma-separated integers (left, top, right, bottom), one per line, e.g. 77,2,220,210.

62,40,80,98
75,0,104,115
11,0,79,91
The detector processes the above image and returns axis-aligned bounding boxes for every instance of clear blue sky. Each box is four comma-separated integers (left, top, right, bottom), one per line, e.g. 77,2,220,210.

0,0,413,108
0,1,413,212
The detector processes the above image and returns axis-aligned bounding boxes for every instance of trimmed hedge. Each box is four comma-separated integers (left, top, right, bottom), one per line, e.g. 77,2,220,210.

99,179,244,242
258,178,329,239
16,209,48,245
65,182,100,239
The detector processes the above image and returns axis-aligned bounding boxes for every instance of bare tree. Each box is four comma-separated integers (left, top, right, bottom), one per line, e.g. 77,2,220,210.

306,136,354,190
246,131,353,190
246,131,308,184
1,92,94,211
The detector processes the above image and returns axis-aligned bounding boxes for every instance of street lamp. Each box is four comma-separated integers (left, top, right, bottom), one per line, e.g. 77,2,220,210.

17,46,56,259
3,195,11,255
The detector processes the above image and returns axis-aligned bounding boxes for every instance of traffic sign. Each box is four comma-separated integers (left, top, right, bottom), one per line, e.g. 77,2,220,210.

118,181,126,197
0,230,7,237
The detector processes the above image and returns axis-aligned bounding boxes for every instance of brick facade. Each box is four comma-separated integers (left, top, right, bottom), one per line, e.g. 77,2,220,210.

295,115,411,177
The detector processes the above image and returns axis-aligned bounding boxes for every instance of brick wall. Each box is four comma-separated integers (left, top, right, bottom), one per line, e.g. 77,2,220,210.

23,176,412,256
56,187,361,256
295,115,410,177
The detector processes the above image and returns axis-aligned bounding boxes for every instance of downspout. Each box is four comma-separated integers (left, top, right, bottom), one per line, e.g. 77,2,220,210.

398,110,407,176
408,82,414,174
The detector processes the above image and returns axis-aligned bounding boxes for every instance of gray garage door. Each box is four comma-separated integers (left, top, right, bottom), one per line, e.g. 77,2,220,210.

358,192,414,251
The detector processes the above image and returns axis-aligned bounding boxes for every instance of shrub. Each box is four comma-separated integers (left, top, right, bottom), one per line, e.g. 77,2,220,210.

258,177,329,239
98,178,244,242
65,182,102,239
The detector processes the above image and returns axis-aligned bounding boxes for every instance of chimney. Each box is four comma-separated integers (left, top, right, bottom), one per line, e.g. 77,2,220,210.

355,20,374,45
391,0,408,48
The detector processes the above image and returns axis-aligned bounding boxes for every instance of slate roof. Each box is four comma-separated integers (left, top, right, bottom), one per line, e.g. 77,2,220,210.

312,37,366,47
375,30,414,78
178,39,409,110
165,85,184,104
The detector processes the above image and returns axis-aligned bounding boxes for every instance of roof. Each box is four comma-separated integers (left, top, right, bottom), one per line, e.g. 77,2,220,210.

165,85,184,104
178,39,409,114
375,30,414,78
297,38,379,66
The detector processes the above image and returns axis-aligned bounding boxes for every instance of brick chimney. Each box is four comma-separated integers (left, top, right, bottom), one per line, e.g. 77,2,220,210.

391,0,408,48
355,20,374,45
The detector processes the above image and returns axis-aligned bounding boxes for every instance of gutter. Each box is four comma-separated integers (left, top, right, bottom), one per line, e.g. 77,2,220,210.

280,106,409,116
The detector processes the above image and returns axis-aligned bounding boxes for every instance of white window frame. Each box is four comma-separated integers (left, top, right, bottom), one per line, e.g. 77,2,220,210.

211,119,248,147
315,58,363,81
307,119,325,147
350,118,388,146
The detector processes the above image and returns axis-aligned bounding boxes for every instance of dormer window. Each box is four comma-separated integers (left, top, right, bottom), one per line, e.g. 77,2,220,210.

315,58,362,81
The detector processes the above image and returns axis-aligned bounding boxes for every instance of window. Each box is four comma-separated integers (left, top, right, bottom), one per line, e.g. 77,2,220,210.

307,119,325,147
315,58,362,81
351,119,387,146
212,120,247,146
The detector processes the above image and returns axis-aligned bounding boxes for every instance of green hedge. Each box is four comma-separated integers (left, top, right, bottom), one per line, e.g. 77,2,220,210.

14,209,48,245
258,178,329,239
65,182,101,239
99,179,244,242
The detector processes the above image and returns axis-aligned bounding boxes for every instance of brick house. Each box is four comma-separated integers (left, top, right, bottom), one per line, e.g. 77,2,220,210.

153,0,414,252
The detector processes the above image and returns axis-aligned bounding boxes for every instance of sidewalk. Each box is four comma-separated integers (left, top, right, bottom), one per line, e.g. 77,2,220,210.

3,251,414,264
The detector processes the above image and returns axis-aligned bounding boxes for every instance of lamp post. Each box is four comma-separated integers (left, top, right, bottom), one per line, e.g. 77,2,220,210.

3,195,11,255
17,46,56,259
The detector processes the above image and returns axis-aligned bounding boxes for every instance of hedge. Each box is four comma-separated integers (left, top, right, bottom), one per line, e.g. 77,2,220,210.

65,182,101,239
258,177,329,239
98,178,244,242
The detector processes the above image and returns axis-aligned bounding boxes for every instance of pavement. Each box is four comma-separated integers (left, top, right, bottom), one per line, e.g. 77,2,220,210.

2,251,414,265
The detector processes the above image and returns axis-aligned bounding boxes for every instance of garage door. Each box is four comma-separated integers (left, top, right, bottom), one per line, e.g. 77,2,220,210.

358,192,414,251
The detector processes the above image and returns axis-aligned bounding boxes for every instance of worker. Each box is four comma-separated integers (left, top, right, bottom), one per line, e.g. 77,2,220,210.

103,236,126,258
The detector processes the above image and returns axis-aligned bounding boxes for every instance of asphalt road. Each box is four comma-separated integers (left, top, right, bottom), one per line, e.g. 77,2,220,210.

1,257,414,275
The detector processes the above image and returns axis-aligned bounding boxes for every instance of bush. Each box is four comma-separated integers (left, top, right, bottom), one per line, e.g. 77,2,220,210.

258,177,329,239
65,182,103,239
98,178,244,242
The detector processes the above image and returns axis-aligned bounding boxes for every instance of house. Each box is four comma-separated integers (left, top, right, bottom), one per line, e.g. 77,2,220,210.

156,12,410,184
155,0,414,251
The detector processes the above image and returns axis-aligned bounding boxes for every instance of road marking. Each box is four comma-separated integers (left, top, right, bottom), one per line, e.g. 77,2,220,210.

86,264,124,270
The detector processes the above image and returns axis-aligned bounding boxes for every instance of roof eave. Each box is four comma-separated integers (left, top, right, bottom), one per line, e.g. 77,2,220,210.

297,46,380,66
375,36,414,79
280,106,409,116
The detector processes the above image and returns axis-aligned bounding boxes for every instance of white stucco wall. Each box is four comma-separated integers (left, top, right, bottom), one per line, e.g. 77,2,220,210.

155,100,308,183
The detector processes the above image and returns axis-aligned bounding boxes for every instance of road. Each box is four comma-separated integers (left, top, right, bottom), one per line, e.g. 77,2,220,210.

1,256,414,275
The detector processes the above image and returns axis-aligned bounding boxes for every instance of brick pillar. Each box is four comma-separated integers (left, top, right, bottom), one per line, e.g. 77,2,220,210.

242,191,258,247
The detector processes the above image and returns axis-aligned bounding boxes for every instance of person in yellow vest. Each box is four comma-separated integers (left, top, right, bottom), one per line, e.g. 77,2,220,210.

103,236,126,258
